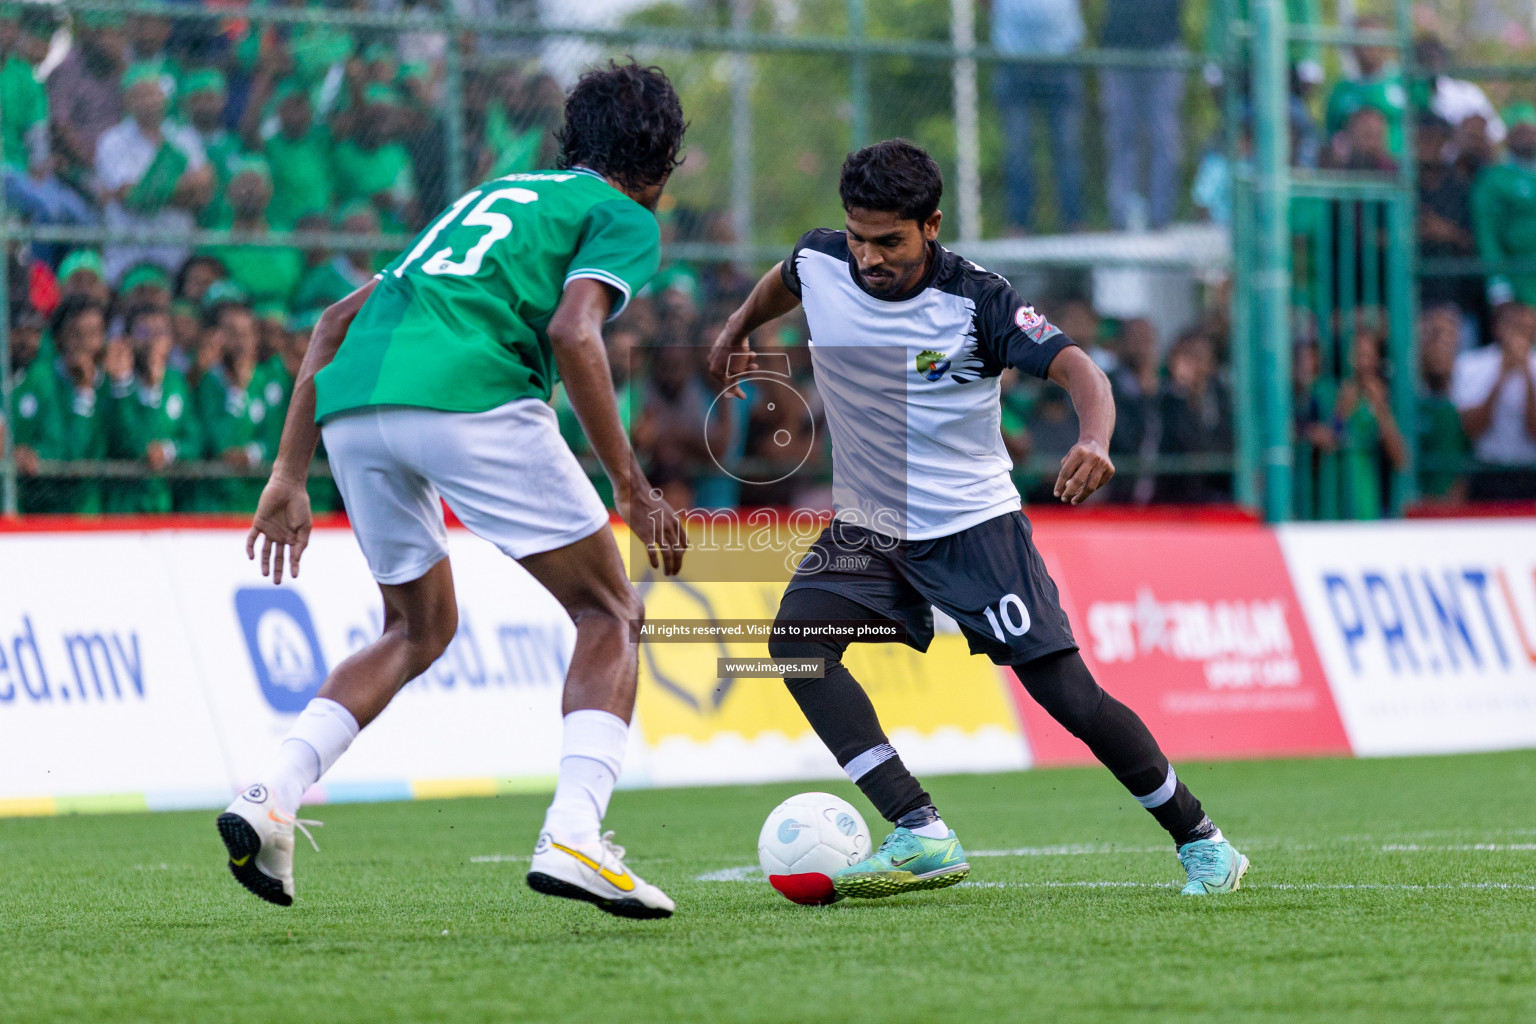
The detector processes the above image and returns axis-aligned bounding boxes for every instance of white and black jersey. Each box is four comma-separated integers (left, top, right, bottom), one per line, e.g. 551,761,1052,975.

782,228,1075,540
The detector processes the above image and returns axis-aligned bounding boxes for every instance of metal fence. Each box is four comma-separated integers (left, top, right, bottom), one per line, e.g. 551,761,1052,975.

2,0,1531,520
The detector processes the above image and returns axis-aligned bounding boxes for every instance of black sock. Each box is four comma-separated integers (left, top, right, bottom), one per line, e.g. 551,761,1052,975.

772,589,933,824
1014,651,1216,846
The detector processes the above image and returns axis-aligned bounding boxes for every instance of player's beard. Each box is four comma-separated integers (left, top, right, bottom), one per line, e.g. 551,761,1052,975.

859,258,923,297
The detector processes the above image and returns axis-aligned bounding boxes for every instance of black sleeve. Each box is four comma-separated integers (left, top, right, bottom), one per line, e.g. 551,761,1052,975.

780,230,815,298
974,280,1075,380
780,228,843,299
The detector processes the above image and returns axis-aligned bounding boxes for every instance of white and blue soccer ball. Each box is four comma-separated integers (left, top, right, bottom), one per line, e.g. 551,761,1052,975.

758,792,873,904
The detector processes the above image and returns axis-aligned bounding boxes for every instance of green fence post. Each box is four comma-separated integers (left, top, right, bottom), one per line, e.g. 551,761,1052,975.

1390,0,1419,514
1253,0,1293,522
0,108,13,516
848,0,869,150
442,5,467,201
1225,0,1259,508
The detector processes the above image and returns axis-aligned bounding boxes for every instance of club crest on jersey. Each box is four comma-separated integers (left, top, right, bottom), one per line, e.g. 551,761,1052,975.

915,349,952,382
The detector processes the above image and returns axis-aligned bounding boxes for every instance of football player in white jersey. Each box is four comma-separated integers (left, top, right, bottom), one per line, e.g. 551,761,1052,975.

708,139,1248,899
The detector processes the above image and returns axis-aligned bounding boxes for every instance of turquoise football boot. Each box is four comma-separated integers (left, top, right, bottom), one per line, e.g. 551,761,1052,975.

833,827,970,899
1178,837,1249,895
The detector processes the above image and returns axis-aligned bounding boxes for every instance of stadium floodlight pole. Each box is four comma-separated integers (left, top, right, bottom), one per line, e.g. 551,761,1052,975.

848,0,870,150
1252,0,1292,522
950,0,981,243
731,0,755,271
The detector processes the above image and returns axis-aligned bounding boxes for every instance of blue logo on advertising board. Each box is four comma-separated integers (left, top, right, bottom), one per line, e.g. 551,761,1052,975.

235,588,327,712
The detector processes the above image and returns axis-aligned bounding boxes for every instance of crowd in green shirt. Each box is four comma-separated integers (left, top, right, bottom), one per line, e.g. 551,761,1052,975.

5,257,337,517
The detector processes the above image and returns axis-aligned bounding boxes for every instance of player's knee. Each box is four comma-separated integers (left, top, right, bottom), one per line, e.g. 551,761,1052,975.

571,582,642,641
413,598,459,666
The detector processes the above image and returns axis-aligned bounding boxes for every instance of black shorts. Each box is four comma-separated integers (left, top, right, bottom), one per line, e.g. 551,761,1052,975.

784,511,1078,665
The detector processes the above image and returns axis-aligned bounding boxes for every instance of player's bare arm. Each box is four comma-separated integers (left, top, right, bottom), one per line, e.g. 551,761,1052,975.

246,278,378,584
708,263,801,398
1046,344,1116,506
548,277,687,576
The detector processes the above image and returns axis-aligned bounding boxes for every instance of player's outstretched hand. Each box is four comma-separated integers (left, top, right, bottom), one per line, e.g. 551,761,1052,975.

1054,440,1114,505
247,477,313,585
707,326,758,399
625,485,689,576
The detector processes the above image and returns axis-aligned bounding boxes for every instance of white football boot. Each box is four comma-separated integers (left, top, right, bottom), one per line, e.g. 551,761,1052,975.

216,784,322,907
526,829,675,919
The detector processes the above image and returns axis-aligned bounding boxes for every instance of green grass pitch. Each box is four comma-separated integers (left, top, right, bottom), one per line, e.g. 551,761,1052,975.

5,750,1536,1023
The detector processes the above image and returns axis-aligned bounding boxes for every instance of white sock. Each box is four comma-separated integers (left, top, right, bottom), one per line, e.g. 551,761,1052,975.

541,709,628,847
264,698,360,815
911,818,951,839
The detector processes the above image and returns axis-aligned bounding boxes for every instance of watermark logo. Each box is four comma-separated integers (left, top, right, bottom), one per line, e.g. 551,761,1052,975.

235,588,327,712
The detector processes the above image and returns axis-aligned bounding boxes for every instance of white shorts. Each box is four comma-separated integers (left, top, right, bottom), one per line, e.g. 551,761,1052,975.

321,398,610,584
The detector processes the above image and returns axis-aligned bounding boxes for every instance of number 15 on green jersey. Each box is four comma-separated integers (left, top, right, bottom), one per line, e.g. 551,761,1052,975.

314,168,661,424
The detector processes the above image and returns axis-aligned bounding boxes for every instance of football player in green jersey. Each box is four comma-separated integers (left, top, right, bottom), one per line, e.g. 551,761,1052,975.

220,61,689,920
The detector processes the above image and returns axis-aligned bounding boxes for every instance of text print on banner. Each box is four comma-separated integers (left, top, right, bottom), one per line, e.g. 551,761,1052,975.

1021,524,1349,764
1279,521,1536,756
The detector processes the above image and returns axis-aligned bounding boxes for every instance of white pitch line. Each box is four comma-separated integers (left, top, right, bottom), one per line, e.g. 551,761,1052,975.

970,844,1168,858
957,880,1536,892
1381,844,1536,852
469,854,529,864
696,865,764,882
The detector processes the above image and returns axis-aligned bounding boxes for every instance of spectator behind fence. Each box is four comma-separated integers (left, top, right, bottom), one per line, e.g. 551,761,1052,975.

1417,304,1470,505
1098,0,1184,230
1452,302,1536,500
1109,316,1162,502
1414,36,1506,147
181,69,243,223
1328,317,1410,519
197,157,303,307
1321,106,1397,173
261,83,334,226
990,0,1086,233
1416,112,1482,317
1472,104,1536,309
6,301,55,513
103,304,198,513
330,84,418,233
96,63,213,285
1155,328,1232,503
1325,17,1407,157
48,13,127,185
47,294,111,514
191,286,268,513
2,8,97,260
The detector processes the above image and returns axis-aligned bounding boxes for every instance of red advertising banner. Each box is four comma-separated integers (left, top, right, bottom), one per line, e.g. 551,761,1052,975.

1011,523,1350,764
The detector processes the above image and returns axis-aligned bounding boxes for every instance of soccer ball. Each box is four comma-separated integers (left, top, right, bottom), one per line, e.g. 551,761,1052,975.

758,792,873,905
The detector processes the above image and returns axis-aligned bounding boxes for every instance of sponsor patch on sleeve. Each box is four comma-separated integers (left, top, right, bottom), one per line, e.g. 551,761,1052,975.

1014,305,1053,342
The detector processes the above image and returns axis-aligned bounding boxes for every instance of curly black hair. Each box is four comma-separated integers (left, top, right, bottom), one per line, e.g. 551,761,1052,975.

556,60,686,192
839,139,943,224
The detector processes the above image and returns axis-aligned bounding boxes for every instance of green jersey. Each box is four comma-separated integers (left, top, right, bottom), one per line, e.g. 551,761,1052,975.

265,125,333,226
103,369,199,513
50,365,108,515
1326,71,1408,155
192,365,271,512
315,169,660,422
1471,159,1536,306
9,356,63,514
1,55,46,172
